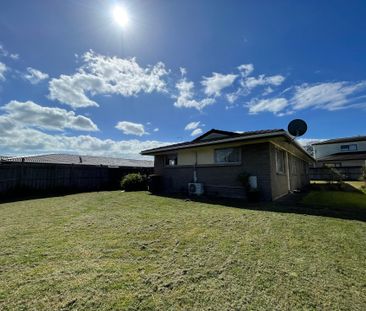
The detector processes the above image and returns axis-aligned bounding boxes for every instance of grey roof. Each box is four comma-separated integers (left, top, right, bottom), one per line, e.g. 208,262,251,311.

141,129,285,154
141,128,315,161
312,135,366,145
0,154,153,168
318,151,366,162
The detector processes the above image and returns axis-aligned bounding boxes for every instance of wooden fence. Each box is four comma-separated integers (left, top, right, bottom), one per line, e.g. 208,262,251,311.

0,162,153,196
309,166,363,181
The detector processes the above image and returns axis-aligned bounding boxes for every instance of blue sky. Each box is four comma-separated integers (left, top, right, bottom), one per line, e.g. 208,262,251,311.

1,0,366,158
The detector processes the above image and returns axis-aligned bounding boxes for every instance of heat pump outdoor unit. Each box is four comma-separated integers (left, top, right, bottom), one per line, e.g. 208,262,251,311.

188,183,204,195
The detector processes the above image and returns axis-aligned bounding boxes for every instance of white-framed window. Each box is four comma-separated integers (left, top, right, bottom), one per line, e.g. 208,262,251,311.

165,154,178,166
275,148,285,174
340,144,357,152
214,147,240,164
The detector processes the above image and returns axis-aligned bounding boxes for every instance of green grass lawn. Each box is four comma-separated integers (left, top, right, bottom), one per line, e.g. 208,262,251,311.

1,192,365,310
302,190,366,209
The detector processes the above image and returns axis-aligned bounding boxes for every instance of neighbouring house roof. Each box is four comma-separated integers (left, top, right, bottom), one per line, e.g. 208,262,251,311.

0,154,153,168
318,151,366,162
141,128,314,161
312,135,366,146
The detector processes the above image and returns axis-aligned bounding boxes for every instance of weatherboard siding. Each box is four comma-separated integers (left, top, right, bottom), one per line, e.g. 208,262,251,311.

314,141,366,159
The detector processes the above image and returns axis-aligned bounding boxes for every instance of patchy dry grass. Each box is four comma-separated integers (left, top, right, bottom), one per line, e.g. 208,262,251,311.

1,192,365,310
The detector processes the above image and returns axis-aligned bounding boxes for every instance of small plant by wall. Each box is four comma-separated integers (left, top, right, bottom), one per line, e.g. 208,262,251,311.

121,173,147,191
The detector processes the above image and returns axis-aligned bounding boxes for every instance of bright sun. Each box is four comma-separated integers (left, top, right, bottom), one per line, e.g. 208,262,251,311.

113,5,129,28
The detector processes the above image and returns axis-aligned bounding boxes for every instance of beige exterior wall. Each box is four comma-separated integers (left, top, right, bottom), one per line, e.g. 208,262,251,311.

172,139,310,166
175,142,245,165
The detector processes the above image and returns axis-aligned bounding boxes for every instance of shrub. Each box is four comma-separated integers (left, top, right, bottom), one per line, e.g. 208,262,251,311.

120,173,147,191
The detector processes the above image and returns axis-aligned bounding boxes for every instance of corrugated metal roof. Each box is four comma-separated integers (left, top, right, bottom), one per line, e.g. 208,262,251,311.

0,154,153,168
318,151,366,162
312,135,366,145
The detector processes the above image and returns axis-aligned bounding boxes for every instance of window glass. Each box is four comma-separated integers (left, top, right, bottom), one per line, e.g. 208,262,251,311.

214,148,240,163
165,154,178,166
276,149,285,174
341,144,357,151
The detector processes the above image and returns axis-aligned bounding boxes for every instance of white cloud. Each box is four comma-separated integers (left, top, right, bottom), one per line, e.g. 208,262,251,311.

115,121,147,136
174,78,215,110
297,138,326,146
291,81,366,111
0,62,7,81
247,98,289,115
238,64,254,77
226,92,239,104
184,121,200,131
153,128,159,132
0,119,172,159
242,74,285,90
191,128,203,136
49,50,169,109
1,100,98,131
201,72,237,97
179,67,187,76
24,67,49,84
246,81,366,115
0,45,19,60
10,53,19,60
262,86,274,96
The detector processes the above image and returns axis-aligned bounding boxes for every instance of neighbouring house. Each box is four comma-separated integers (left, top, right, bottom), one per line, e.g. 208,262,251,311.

141,129,314,201
311,136,366,181
312,136,366,167
0,154,153,195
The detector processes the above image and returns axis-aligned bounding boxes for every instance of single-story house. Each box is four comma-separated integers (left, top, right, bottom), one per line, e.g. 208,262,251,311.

141,129,314,201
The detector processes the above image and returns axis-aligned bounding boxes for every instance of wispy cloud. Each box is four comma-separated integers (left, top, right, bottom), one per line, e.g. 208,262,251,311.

174,78,215,110
24,67,49,84
184,121,200,131
237,64,254,77
191,128,203,136
247,98,289,115
201,72,237,97
246,81,366,115
0,62,6,81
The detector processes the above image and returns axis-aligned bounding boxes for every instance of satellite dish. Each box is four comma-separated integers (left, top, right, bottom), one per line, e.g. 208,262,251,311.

288,119,307,137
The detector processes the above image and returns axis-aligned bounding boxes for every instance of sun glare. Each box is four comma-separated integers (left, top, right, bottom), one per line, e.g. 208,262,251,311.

113,5,129,28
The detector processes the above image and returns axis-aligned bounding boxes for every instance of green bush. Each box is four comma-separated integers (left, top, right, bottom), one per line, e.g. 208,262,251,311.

120,173,147,191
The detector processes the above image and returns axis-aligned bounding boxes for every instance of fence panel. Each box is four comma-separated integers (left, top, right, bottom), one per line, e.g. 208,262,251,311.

310,166,363,181
0,163,153,196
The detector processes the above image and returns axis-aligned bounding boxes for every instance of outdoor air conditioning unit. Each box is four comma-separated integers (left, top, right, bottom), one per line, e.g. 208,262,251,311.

188,183,204,195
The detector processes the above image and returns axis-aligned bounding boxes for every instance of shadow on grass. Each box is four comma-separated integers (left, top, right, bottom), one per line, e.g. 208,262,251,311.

0,188,117,205
150,191,366,222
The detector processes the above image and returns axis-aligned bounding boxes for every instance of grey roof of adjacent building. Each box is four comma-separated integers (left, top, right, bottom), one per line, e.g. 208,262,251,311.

318,151,366,162
0,154,153,168
141,128,314,161
312,135,366,146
